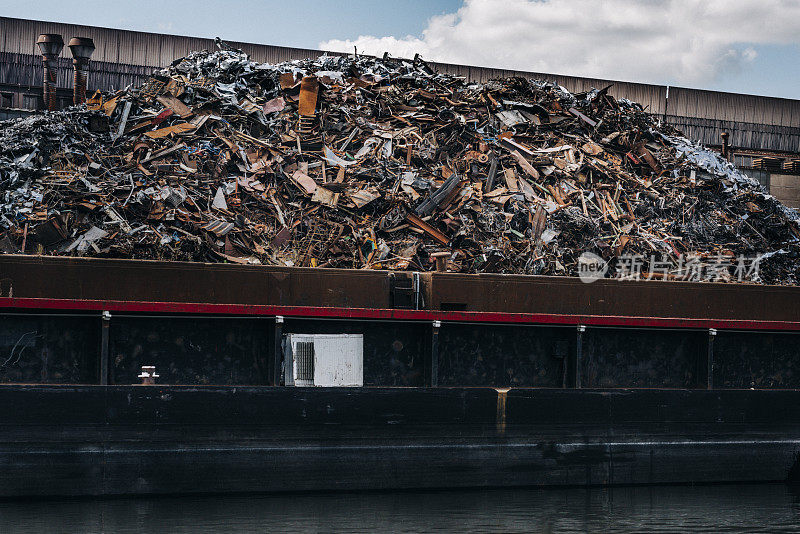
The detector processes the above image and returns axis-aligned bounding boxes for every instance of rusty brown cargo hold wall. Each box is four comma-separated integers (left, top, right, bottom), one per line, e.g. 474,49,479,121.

426,272,800,323
0,255,395,310
2,255,800,325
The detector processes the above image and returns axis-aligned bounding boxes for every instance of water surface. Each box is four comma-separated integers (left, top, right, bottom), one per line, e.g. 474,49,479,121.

1,484,799,533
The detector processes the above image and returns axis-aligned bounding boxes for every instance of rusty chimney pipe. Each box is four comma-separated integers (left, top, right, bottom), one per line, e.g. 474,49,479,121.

68,37,95,105
36,34,64,111
721,132,730,161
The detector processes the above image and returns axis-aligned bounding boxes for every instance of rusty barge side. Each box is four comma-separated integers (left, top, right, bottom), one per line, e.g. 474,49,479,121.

1,255,800,496
2,254,798,328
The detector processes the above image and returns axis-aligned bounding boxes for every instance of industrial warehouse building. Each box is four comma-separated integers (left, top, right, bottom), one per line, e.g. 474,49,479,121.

1,15,799,207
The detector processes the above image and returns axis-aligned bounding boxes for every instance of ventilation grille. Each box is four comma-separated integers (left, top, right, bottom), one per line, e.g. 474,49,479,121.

295,341,315,384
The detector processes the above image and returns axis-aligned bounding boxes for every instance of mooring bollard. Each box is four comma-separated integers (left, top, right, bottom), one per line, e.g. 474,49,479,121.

138,366,159,385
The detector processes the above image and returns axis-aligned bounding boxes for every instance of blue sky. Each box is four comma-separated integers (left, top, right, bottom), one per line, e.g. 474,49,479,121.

0,0,461,50
2,0,798,100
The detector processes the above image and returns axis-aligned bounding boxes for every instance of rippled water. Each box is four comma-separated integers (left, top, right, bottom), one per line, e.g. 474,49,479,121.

2,484,800,533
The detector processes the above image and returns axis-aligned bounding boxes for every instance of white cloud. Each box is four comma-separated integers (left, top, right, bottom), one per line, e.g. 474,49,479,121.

320,0,800,85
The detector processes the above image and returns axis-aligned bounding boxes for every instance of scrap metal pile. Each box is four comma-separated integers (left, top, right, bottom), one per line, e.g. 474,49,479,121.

2,45,800,283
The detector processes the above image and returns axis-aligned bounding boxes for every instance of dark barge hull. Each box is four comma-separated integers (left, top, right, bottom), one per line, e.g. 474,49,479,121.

2,385,800,497
1,255,800,496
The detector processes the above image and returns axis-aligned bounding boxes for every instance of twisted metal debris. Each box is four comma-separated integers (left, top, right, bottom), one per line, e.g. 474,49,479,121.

1,44,799,284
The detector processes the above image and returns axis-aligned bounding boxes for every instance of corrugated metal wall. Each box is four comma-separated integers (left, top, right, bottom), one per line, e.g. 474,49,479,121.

0,52,153,91
1,16,798,152
665,115,800,153
0,17,334,71
667,86,800,128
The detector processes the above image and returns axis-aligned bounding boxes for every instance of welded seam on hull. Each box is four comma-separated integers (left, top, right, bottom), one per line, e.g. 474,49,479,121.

8,439,800,454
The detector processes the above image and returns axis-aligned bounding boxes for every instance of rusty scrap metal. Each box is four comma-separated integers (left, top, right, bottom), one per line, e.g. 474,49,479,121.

1,43,799,283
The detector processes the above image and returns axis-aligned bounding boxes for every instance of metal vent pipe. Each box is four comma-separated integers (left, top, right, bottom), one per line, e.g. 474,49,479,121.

35,34,63,111
68,37,95,105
